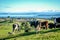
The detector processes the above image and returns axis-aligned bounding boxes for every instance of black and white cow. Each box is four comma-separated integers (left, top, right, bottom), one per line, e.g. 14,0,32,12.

29,20,41,32
12,23,20,33
29,20,49,32
54,17,60,28
48,23,55,29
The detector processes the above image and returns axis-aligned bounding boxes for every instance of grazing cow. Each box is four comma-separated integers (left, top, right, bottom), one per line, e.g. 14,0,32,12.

55,17,60,23
54,17,60,28
48,17,60,29
29,20,41,33
40,21,48,30
29,20,48,32
48,23,55,29
12,23,20,33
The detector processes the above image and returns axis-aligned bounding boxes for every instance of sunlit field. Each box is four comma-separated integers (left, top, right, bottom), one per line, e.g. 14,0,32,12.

0,0,60,40
0,18,60,40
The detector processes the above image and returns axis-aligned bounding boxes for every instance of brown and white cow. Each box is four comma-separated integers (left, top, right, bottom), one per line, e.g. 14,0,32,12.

40,21,48,30
29,20,48,33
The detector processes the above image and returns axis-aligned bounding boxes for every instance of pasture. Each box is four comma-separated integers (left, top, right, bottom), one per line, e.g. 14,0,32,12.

0,18,60,40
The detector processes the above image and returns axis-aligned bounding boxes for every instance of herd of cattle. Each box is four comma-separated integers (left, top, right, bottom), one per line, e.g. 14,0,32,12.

12,17,60,33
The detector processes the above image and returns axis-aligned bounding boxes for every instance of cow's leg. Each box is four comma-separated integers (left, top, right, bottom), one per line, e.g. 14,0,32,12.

35,26,40,33
12,26,15,32
54,23,56,28
13,28,14,32
18,26,20,31
34,26,37,33
45,23,48,30
37,25,41,31
39,22,41,30
12,27,15,34
18,28,20,31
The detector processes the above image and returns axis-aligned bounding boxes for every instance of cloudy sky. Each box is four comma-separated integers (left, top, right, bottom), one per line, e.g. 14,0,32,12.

0,0,60,13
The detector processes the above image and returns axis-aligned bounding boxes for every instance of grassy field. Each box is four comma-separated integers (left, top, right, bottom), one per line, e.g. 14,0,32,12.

0,19,60,40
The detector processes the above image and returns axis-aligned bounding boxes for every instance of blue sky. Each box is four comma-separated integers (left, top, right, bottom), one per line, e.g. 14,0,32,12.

0,0,60,13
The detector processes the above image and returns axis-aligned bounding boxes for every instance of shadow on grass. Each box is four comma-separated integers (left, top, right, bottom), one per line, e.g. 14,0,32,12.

0,28,60,40
0,21,7,23
40,28,60,34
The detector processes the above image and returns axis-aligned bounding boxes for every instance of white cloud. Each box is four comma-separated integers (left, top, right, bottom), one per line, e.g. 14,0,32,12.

0,6,60,13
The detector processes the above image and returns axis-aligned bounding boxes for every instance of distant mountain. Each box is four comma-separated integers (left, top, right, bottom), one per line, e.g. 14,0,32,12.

0,13,8,15
54,14,60,16
0,12,60,18
0,12,60,15
37,12,60,16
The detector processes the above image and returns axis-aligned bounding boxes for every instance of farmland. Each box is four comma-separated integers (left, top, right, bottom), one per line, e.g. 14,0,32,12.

0,18,60,40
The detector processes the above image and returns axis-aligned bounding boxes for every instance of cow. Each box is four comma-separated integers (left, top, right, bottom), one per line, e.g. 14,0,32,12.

12,23,20,33
54,17,60,28
55,17,60,23
40,21,48,30
48,23,55,29
29,20,48,32
47,17,60,29
29,20,41,33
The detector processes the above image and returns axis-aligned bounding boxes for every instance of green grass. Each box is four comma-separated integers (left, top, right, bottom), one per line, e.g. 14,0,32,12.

0,21,60,40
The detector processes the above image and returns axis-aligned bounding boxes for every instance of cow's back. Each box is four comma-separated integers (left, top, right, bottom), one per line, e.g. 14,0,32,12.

56,17,60,23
